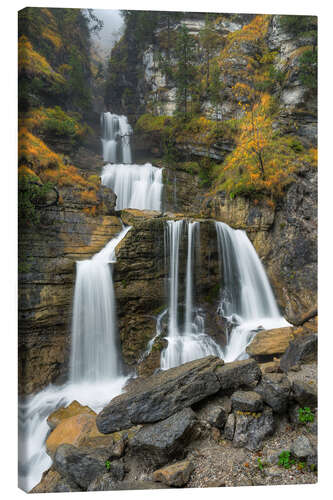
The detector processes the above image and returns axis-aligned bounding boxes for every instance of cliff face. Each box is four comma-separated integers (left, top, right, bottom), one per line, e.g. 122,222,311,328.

18,184,120,394
112,12,317,326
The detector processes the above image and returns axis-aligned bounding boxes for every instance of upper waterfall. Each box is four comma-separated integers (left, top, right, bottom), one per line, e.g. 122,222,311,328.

101,112,132,164
100,112,163,211
215,221,289,362
101,163,163,211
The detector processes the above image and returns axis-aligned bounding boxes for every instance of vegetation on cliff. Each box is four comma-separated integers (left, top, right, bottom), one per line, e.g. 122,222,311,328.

18,7,104,226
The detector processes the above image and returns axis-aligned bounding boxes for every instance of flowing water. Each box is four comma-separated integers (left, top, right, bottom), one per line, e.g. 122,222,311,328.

101,112,132,164
160,220,223,369
19,111,165,492
215,221,289,362
18,227,131,492
101,163,163,211
19,111,289,491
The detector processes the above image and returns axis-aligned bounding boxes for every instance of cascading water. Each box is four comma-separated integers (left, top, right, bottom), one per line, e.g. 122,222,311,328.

70,226,131,382
18,226,131,492
101,163,163,211
100,111,163,211
160,220,223,369
101,112,132,164
215,221,289,362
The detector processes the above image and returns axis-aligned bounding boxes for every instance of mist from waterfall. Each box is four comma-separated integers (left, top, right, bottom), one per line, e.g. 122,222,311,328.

215,221,289,362
160,220,223,370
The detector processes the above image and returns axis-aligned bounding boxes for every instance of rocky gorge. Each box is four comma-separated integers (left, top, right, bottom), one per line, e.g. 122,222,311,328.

18,8,317,493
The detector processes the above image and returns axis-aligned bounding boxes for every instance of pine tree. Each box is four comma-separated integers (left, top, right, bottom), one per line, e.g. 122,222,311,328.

174,25,197,116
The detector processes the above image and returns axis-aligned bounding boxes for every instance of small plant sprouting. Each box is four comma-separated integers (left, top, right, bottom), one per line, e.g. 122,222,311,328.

278,451,296,469
298,407,315,424
105,460,111,471
257,457,265,471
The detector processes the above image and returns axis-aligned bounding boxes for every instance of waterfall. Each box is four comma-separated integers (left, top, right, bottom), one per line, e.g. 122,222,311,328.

70,226,131,382
160,220,223,370
101,112,132,164
18,227,131,492
215,221,289,362
101,163,163,211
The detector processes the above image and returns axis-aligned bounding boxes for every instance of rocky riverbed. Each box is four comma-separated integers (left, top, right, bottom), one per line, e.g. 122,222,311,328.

32,330,317,492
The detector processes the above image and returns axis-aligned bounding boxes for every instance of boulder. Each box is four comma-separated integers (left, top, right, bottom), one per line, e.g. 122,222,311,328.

47,401,96,431
194,396,231,429
263,448,283,466
287,363,317,406
53,443,110,489
153,459,194,487
246,327,296,359
231,391,263,412
215,359,261,391
30,467,82,493
128,408,197,466
291,435,314,459
233,407,275,451
224,413,235,440
254,373,291,413
97,356,223,433
46,413,107,456
280,334,317,372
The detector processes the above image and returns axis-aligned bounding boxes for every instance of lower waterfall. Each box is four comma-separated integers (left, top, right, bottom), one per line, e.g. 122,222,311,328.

215,221,289,361
160,220,223,369
101,162,163,211
18,227,131,492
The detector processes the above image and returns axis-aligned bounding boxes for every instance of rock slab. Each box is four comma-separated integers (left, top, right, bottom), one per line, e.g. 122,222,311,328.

97,356,223,433
254,373,291,413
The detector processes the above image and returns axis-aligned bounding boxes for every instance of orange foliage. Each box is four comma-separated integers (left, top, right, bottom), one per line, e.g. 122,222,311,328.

18,35,64,82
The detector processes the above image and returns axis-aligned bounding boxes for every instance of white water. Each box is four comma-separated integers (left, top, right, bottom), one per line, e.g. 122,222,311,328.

101,163,163,211
70,226,131,382
215,221,289,362
18,227,131,492
101,112,132,164
161,220,223,369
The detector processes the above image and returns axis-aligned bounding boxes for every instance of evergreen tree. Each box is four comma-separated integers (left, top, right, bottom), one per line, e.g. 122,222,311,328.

174,25,197,116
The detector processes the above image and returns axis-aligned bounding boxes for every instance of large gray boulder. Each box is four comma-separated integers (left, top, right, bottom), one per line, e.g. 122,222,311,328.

97,356,223,433
233,407,275,451
280,334,317,372
53,444,110,489
216,359,261,391
254,373,291,413
128,407,197,466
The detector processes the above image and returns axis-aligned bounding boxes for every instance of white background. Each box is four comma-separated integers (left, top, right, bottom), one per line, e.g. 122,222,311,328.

1,0,331,498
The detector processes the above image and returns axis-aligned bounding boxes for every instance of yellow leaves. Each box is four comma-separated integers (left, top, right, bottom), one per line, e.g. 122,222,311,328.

42,27,62,50
18,35,65,83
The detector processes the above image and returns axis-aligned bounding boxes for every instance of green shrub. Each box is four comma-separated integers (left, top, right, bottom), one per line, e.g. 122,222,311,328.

298,407,315,424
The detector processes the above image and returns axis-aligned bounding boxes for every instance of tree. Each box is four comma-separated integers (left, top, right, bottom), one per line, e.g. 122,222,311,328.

199,16,220,91
209,62,224,121
218,94,299,198
174,25,197,116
